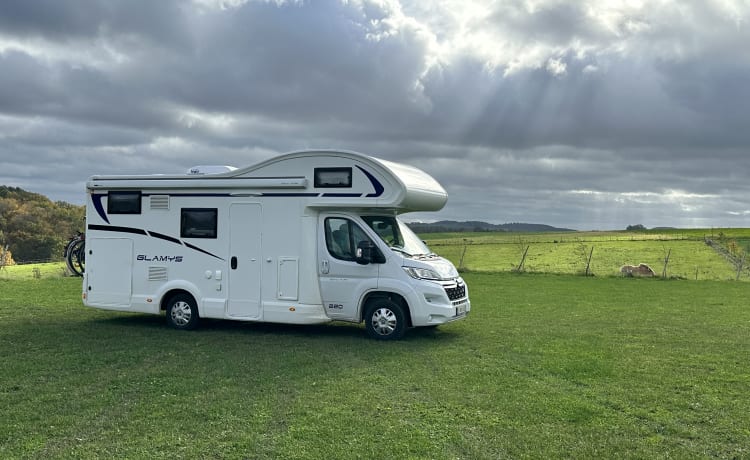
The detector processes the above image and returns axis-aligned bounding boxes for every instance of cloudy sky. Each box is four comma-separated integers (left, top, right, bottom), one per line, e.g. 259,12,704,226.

1,0,748,230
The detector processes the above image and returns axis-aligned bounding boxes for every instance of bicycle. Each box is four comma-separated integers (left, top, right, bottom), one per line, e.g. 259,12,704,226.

64,231,85,277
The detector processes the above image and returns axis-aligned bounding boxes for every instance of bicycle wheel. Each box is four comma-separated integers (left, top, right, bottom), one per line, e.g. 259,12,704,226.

65,238,85,276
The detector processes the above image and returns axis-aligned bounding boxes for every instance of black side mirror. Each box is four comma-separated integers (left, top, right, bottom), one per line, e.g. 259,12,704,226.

356,241,376,265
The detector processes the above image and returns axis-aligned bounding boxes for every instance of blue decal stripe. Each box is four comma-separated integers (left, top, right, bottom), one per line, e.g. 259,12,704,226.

87,224,224,261
356,166,385,198
261,193,319,197
88,224,146,235
147,231,182,245
321,193,362,197
91,194,110,224
183,242,224,260
142,193,232,197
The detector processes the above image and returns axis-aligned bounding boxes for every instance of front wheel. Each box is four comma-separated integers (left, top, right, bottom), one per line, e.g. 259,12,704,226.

364,299,407,340
165,294,200,330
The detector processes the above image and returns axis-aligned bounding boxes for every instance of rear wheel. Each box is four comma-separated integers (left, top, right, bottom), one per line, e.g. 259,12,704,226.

364,299,407,340
165,294,200,330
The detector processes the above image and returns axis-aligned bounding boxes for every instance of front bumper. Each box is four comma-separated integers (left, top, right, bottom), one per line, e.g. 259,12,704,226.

411,277,471,326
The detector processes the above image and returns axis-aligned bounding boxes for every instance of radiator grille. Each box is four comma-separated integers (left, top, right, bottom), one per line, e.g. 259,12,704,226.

444,283,467,301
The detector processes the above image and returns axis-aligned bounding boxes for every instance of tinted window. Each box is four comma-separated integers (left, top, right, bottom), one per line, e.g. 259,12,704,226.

181,208,217,238
108,191,142,214
314,167,352,188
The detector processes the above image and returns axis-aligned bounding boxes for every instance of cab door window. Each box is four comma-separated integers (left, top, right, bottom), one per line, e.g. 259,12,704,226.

325,218,373,261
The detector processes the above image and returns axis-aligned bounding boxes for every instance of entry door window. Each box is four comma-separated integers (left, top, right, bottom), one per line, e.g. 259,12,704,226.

324,218,372,262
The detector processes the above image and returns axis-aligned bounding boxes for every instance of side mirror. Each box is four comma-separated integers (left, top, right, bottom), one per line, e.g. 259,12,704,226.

356,241,376,265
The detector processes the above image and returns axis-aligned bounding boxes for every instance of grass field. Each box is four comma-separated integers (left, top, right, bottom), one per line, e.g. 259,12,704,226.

423,229,748,280
0,262,68,280
2,275,749,458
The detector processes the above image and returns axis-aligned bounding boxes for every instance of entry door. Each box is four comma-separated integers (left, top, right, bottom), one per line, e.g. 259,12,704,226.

87,237,133,308
318,215,380,321
228,203,262,318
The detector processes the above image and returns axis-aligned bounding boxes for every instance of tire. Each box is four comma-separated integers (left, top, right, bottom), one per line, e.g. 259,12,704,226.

364,299,407,340
65,238,85,277
165,294,200,330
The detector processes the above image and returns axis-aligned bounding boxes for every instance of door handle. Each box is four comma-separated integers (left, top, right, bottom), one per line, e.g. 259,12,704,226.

321,259,329,274
231,256,238,270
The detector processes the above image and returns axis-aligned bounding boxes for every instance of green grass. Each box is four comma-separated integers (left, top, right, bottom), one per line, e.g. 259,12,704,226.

0,262,68,280
2,275,749,458
423,230,746,280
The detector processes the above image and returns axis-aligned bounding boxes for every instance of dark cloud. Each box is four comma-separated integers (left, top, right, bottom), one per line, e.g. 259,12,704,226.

0,0,188,45
0,0,748,229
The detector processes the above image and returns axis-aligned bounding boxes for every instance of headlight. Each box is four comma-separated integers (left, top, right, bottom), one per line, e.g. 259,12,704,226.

403,266,443,280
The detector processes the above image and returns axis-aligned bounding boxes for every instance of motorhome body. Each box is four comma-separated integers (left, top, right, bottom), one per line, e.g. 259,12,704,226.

83,150,470,339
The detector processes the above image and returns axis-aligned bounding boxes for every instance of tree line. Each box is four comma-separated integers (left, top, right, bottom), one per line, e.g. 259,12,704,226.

0,186,85,263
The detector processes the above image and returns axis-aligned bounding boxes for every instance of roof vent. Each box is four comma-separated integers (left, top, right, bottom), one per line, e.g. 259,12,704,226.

187,165,237,175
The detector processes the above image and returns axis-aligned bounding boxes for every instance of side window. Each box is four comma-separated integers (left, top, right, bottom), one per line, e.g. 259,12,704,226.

314,167,352,188
325,218,373,261
181,208,217,238
108,191,142,214
364,217,400,246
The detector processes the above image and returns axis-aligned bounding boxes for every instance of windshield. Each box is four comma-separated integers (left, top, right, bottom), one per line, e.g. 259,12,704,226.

362,216,432,257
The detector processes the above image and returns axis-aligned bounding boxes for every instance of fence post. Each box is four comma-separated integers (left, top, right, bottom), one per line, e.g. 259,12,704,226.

736,253,746,281
515,245,529,272
662,248,671,278
458,239,469,271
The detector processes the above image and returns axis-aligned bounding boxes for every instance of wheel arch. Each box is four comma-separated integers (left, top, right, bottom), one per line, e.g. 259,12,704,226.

153,280,202,312
360,291,412,327
160,288,197,312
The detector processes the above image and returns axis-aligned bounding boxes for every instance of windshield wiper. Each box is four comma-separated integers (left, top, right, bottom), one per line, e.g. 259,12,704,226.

389,246,413,256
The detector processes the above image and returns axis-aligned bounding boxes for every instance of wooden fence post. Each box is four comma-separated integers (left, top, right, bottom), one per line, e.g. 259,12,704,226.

515,245,529,272
662,248,671,278
736,253,746,281
458,239,469,271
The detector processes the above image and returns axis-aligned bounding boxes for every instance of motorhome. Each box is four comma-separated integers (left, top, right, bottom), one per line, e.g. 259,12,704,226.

83,150,470,339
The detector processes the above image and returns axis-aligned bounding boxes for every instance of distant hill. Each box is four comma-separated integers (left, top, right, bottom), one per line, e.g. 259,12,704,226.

0,186,85,262
406,220,575,233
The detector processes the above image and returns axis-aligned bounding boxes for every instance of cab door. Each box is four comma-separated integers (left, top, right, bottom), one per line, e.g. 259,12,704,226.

318,215,381,321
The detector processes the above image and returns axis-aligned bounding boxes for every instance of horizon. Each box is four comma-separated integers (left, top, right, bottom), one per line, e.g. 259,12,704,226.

2,182,746,234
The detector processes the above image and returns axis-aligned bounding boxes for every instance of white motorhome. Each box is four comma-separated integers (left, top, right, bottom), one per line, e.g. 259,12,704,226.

83,150,470,339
